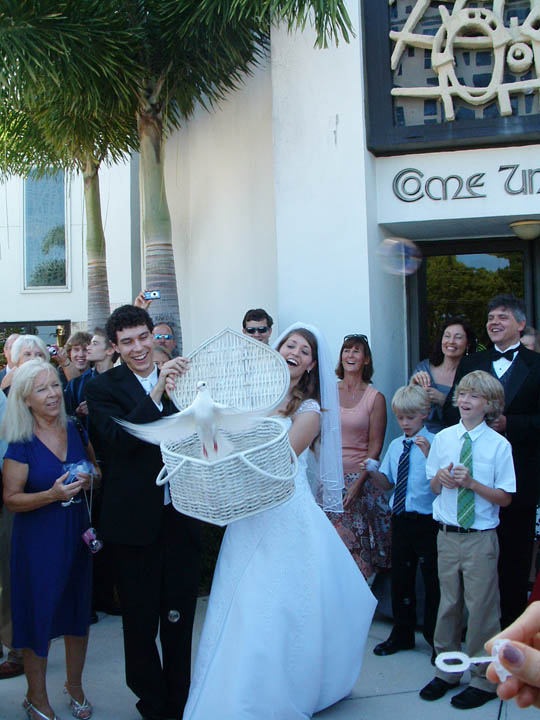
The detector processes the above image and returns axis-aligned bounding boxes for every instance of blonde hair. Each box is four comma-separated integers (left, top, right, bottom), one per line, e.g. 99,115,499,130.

392,385,430,416
11,334,49,366
453,370,504,423
0,360,66,443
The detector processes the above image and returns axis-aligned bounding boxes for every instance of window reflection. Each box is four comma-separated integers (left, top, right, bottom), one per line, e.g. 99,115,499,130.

426,252,523,349
24,172,66,288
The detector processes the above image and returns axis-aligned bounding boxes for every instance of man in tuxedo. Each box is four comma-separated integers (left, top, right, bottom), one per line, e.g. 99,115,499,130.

443,294,540,629
86,306,201,720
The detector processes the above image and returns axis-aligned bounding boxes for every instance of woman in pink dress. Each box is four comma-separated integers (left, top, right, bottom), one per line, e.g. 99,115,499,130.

328,334,388,581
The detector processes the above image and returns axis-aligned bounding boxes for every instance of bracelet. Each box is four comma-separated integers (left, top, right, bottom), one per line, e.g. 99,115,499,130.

62,360,71,368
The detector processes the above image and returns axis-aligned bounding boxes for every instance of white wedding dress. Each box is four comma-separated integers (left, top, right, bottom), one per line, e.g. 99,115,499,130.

183,402,376,720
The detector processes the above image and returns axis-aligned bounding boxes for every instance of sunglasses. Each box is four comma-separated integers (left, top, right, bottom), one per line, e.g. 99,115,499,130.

154,334,173,340
344,334,368,343
245,326,270,335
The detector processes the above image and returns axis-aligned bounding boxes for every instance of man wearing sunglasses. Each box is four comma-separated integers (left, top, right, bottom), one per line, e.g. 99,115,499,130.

153,323,176,355
242,308,273,345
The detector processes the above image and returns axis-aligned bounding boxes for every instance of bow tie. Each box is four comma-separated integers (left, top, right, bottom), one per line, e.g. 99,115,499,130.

492,348,517,362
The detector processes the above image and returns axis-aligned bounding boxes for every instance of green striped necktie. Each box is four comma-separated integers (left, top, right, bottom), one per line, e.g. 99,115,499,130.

457,432,475,529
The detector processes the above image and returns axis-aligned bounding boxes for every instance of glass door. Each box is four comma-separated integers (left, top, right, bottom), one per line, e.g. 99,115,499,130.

407,237,534,372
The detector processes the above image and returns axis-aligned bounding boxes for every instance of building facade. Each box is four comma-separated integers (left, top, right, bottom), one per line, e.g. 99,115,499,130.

1,0,538,437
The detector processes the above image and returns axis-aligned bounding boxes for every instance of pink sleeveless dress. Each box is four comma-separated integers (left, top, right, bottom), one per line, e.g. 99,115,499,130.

328,385,391,578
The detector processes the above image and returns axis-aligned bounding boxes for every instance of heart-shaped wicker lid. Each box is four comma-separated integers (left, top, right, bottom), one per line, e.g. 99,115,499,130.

171,328,289,412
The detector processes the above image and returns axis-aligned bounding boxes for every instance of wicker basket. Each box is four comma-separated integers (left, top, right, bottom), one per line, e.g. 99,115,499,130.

156,418,296,526
171,328,289,412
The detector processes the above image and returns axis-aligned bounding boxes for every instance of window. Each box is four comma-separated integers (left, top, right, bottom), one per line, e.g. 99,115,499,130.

24,172,67,289
407,237,533,371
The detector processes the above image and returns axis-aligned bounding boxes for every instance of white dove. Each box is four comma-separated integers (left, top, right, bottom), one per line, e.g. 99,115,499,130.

115,380,261,460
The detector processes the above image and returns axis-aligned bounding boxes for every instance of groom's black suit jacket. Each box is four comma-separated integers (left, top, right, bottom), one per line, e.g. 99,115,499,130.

85,362,177,545
85,362,200,716
443,344,540,626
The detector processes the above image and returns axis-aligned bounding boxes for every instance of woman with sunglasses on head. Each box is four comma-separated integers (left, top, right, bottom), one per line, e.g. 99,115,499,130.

183,323,376,720
329,334,391,582
410,316,476,433
327,334,388,583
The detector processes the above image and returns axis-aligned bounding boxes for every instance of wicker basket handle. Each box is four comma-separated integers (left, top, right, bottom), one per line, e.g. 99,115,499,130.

238,447,298,481
156,459,188,486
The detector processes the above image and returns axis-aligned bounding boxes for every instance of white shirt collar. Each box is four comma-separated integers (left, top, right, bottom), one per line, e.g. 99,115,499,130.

493,341,520,353
133,364,159,392
457,419,487,440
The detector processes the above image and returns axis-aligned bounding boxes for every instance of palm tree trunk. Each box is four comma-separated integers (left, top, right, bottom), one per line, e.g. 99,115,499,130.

83,162,111,331
137,108,183,354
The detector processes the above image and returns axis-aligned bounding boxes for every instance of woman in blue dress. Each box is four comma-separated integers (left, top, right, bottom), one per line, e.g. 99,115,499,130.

1,360,100,720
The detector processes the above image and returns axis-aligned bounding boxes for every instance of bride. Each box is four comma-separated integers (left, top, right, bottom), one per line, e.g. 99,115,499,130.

182,323,376,719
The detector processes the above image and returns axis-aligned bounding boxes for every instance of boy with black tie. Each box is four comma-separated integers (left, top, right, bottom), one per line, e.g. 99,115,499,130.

366,385,439,658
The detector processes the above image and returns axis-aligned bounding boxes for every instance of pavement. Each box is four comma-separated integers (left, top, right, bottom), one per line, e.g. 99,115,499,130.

0,599,536,720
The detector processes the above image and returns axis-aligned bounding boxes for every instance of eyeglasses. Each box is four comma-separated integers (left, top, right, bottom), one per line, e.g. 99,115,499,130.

154,334,173,340
344,334,368,343
245,326,270,335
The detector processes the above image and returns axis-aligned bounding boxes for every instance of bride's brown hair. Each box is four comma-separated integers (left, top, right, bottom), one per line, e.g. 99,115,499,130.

277,328,321,417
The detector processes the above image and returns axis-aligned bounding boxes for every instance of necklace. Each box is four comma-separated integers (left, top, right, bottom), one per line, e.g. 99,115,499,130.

340,382,366,408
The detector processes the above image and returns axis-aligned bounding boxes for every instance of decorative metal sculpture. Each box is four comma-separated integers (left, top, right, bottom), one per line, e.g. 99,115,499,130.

389,0,540,121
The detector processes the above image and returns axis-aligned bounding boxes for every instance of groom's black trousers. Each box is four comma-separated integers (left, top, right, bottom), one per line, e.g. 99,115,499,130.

112,506,201,718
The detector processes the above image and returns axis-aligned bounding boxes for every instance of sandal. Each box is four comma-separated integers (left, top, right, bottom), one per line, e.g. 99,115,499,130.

64,684,93,719
23,697,58,720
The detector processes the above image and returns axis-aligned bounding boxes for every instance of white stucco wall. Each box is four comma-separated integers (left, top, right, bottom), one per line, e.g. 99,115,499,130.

97,161,134,310
165,60,277,354
159,0,409,441
0,161,133,329
270,0,407,437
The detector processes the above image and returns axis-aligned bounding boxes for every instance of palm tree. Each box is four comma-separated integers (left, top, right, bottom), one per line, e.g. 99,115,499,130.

0,0,351,348
0,1,141,329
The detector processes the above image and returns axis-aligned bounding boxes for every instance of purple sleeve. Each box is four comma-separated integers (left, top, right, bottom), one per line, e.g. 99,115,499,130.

4,441,29,465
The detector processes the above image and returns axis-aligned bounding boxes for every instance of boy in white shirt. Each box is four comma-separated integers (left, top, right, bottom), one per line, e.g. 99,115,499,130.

419,370,515,709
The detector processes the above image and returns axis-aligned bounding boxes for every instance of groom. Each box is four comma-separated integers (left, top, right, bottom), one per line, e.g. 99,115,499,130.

86,305,201,720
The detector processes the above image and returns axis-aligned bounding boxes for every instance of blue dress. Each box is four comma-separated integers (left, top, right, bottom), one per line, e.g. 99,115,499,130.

5,421,92,657
410,359,451,434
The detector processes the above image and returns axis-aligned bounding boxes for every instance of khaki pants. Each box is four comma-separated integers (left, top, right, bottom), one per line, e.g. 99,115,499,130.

434,528,500,692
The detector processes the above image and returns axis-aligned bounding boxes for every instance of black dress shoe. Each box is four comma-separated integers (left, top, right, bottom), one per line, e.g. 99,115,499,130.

373,635,415,656
419,677,457,701
450,686,497,709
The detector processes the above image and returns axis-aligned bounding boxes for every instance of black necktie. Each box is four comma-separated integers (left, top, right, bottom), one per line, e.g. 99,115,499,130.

393,439,413,516
492,349,516,362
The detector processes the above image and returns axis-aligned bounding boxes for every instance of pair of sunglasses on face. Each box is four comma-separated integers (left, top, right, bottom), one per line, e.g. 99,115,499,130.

245,326,270,335
154,334,173,340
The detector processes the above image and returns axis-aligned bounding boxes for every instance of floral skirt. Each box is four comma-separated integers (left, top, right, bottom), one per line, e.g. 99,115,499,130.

327,473,392,579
